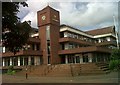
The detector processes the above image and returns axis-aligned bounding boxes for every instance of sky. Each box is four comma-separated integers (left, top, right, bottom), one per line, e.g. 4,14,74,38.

17,0,119,37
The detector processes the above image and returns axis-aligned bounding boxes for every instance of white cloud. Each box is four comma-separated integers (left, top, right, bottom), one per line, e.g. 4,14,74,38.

18,1,118,31
84,3,117,25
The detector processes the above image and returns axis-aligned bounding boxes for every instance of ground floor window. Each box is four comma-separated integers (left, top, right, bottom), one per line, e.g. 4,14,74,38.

68,55,75,63
83,55,88,63
24,57,28,66
13,57,18,66
5,58,10,66
92,56,96,63
20,57,23,66
31,57,34,65
2,56,43,66
61,56,65,64
76,56,80,63
40,56,43,65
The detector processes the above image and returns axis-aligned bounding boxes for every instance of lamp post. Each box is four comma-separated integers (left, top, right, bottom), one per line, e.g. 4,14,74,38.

23,44,30,79
25,65,28,79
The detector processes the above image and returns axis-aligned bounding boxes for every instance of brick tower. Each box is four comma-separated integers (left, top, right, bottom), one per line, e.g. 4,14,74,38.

37,6,60,65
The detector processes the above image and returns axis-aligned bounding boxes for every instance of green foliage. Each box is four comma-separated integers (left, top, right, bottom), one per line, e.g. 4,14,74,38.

3,21,31,55
7,70,16,75
2,2,28,31
9,65,14,70
2,2,31,55
7,66,16,75
110,49,120,60
109,60,120,71
109,49,120,71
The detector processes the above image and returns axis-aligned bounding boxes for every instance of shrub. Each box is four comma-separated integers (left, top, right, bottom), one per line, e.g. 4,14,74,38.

7,65,16,75
109,60,120,71
109,49,120,71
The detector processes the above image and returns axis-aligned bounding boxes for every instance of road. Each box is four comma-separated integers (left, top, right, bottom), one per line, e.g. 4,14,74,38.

1,72,119,83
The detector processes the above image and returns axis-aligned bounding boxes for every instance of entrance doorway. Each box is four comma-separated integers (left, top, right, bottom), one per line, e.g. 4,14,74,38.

68,56,74,63
83,55,88,63
76,56,80,63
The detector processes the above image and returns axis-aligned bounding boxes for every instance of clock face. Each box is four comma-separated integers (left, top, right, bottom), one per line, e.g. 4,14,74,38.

42,15,46,20
52,15,59,22
54,15,57,18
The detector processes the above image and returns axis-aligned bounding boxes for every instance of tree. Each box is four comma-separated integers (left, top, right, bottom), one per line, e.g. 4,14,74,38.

2,2,31,55
110,49,120,60
109,49,120,71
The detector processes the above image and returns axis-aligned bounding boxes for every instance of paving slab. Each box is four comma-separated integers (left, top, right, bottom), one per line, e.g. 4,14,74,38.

1,72,119,83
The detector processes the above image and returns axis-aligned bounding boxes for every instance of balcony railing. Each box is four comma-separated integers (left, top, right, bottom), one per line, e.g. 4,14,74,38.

59,37,94,46
28,37,40,43
58,46,111,55
1,50,43,57
96,41,117,46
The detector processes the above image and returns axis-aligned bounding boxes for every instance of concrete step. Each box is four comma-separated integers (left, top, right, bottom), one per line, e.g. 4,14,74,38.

15,63,110,77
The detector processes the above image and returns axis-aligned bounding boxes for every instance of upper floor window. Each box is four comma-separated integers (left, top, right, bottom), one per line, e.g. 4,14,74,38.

32,44,35,50
36,44,40,50
64,32,68,37
32,44,40,51
46,26,50,40
106,37,111,41
60,32,64,38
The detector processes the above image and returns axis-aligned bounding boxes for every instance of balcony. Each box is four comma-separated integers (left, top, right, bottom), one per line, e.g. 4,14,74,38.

59,37,94,46
96,41,117,46
58,46,111,55
1,50,43,57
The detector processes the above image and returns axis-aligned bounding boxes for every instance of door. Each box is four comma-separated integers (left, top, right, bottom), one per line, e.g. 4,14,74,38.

83,55,88,63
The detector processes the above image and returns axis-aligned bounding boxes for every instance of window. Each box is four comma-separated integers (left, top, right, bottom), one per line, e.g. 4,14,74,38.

61,44,64,50
36,44,40,50
83,55,88,63
106,37,110,41
69,43,73,49
0,46,2,53
69,33,72,38
65,43,69,49
64,32,68,37
60,32,64,38
47,43,50,54
32,44,34,50
20,57,23,66
46,26,50,40
76,56,80,63
31,57,34,65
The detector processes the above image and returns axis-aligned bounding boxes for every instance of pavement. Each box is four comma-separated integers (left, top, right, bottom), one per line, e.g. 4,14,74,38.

1,72,120,83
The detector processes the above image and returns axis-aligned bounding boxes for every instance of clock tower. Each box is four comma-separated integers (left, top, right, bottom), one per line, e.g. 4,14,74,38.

37,6,60,65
